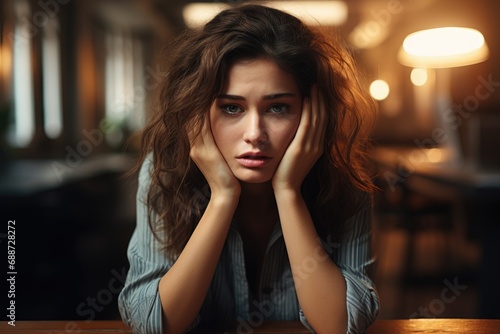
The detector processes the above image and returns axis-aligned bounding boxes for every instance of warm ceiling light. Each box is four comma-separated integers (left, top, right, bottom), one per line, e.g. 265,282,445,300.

266,1,347,26
182,3,230,28
410,68,428,86
398,27,489,68
369,79,390,101
182,1,347,28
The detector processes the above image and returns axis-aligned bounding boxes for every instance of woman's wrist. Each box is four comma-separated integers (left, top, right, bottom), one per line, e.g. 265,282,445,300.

209,189,241,208
273,187,302,203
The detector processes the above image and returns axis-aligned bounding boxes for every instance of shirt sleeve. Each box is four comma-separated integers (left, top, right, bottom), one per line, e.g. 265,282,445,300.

336,204,380,333
118,157,168,334
299,204,379,334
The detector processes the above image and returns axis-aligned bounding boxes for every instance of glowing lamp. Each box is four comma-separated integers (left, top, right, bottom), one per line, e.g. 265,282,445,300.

398,27,489,68
370,80,390,101
182,1,348,28
398,27,490,166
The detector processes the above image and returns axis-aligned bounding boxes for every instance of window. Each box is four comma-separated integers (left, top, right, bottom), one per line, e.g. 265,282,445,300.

9,0,35,147
7,0,63,147
41,16,62,139
104,30,146,147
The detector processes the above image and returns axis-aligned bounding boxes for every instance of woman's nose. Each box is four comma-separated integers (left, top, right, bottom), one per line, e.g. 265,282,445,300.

243,112,268,146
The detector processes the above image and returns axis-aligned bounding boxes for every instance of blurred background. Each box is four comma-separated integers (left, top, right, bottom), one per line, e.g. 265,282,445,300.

1,0,499,322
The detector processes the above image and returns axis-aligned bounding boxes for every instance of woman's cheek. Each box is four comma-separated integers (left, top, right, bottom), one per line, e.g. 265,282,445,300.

273,121,299,151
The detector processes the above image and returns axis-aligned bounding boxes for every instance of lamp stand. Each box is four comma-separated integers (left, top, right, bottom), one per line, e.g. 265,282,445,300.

435,68,464,167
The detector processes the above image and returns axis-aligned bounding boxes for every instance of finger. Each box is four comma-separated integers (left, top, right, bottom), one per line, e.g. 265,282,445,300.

188,114,210,160
311,85,319,128
309,85,322,148
310,85,318,134
316,88,327,153
187,116,202,147
294,95,311,144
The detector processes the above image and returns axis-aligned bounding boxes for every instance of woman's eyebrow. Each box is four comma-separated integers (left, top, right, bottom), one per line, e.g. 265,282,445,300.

263,93,296,100
216,93,297,100
217,94,245,100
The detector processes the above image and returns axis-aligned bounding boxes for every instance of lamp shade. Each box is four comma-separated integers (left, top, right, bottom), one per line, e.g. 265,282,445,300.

398,27,489,68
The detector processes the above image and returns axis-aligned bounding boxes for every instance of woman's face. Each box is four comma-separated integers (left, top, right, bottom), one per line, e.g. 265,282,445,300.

210,58,302,184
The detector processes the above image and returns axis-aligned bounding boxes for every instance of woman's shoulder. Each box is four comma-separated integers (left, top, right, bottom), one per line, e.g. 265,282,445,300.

137,153,154,196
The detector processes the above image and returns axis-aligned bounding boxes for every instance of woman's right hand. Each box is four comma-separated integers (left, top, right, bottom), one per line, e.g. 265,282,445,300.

161,114,241,334
189,114,241,199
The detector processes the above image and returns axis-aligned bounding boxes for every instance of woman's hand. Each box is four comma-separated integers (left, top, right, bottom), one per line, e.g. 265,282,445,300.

272,86,327,193
189,114,241,198
161,114,241,334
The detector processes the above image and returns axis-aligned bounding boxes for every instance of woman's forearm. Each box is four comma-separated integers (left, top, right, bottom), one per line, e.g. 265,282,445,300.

158,194,238,333
275,189,347,334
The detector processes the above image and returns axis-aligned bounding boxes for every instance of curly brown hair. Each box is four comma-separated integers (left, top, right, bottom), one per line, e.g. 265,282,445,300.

137,4,377,260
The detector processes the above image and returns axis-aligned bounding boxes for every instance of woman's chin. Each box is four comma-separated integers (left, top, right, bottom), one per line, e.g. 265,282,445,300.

234,171,274,184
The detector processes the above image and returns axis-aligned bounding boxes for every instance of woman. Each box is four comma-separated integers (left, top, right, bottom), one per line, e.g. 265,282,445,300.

119,4,379,334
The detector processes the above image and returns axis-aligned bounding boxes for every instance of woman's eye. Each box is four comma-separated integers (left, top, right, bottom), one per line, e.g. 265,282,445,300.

268,104,289,114
221,104,242,114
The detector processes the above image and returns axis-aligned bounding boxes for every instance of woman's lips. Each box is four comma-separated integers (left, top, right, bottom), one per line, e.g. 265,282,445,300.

236,155,272,168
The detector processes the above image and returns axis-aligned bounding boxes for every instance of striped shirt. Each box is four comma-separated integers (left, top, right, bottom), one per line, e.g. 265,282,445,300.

118,158,379,333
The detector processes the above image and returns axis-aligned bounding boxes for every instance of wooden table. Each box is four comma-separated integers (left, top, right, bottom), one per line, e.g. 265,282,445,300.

2,319,500,333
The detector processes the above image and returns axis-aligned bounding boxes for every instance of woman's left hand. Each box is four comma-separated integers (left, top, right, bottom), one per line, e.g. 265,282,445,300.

272,85,327,193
